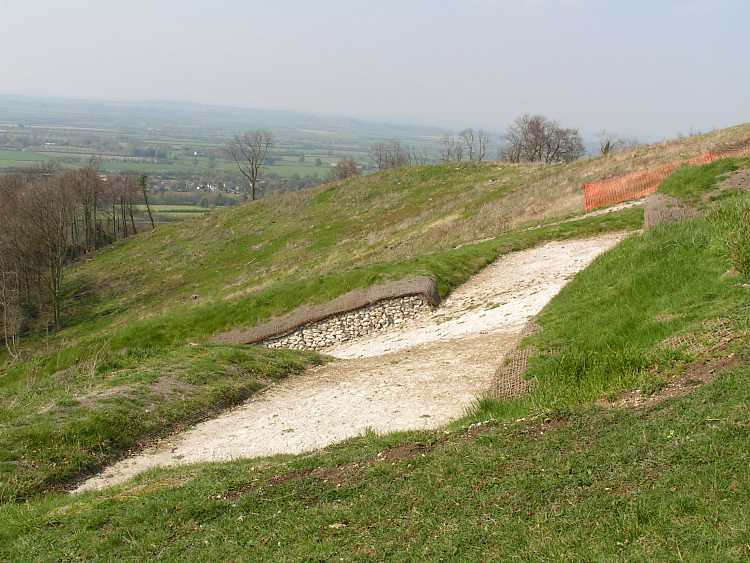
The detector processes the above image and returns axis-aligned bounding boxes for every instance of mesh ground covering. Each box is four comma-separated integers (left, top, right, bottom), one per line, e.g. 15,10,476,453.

493,322,541,398
658,318,736,356
213,276,440,345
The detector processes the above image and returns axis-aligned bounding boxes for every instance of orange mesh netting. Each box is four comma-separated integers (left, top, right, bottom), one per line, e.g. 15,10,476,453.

582,147,750,211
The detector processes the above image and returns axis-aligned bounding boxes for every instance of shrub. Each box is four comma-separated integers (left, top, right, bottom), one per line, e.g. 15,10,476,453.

710,196,750,275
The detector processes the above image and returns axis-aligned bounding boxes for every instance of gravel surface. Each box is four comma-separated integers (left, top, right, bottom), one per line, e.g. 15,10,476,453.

76,233,627,492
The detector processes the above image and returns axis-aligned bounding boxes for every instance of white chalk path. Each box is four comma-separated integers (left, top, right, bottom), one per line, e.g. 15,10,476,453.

76,233,627,492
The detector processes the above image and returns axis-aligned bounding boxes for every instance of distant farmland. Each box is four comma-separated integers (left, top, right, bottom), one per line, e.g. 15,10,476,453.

0,148,339,179
0,96,447,181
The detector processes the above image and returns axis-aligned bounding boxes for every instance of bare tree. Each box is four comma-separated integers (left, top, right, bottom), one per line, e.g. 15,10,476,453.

225,130,274,200
21,178,71,328
454,142,465,162
410,149,430,166
0,270,21,360
0,191,24,359
439,135,457,162
545,124,585,163
596,130,640,156
371,143,387,170
331,159,360,181
500,114,584,164
68,160,103,253
459,129,475,161
499,122,523,163
442,130,491,162
107,174,140,239
370,141,411,170
477,130,490,161
388,141,411,168
0,164,163,337
140,175,156,230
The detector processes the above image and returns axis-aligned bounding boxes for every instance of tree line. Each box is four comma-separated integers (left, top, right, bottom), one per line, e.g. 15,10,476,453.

365,115,593,171
369,141,431,171
0,163,154,358
1,119,633,358
440,129,492,162
499,115,585,163
226,115,611,188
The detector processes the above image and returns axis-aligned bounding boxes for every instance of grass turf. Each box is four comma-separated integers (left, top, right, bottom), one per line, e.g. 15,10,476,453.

4,371,749,561
658,157,750,207
0,345,319,503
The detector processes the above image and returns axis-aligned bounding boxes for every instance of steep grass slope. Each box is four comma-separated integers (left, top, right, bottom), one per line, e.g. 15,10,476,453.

2,157,750,561
1,124,748,502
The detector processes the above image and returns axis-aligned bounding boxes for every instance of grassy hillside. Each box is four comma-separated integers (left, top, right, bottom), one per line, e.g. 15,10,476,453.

1,125,749,502
27,125,750,344
2,156,750,560
31,123,750,352
0,209,641,501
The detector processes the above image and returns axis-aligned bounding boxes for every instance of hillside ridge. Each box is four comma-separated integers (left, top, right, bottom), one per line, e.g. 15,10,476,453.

1,123,748,502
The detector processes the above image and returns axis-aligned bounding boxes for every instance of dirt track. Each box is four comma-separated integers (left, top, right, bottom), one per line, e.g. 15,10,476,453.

76,233,627,492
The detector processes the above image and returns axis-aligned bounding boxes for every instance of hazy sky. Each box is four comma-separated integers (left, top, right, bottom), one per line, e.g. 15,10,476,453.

1,0,748,139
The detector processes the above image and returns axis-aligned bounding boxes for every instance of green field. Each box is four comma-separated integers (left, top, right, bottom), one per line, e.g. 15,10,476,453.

0,98,381,181
134,204,207,213
132,204,211,224
0,149,335,179
134,204,210,215
0,96,441,169
0,149,49,164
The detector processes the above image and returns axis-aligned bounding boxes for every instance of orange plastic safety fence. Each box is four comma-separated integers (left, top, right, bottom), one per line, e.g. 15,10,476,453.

583,164,676,210
583,147,750,211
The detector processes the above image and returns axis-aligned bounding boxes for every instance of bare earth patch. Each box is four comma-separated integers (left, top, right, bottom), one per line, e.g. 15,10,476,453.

605,322,742,409
606,353,742,409
644,193,701,230
717,167,750,194
76,233,628,492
